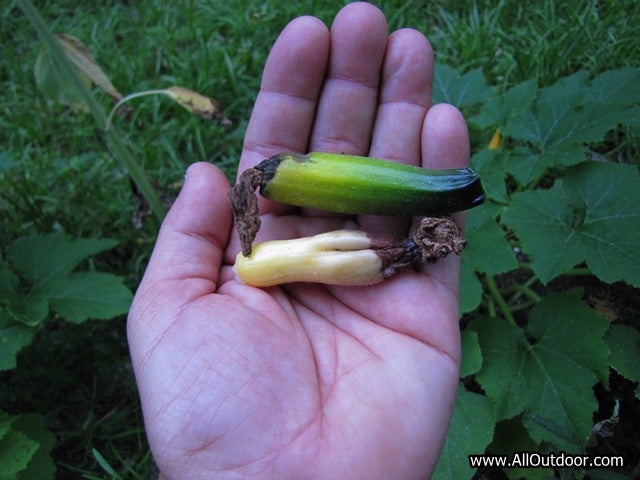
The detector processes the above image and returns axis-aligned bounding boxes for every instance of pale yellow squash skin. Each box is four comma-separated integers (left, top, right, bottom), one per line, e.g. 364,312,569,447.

234,230,384,287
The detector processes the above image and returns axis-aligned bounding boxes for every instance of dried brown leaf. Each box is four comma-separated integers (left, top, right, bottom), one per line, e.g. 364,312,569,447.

164,86,230,125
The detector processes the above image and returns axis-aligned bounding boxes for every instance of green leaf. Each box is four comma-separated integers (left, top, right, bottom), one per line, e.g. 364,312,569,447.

0,263,44,326
7,233,117,290
460,203,518,313
469,289,609,452
13,414,56,480
542,70,591,103
551,101,636,146
5,294,48,326
0,263,19,297
470,149,509,203
528,289,610,386
605,325,640,399
0,263,46,326
502,70,639,186
589,67,640,105
459,264,483,315
4,233,131,325
0,413,54,480
467,317,527,421
34,44,92,112
470,78,537,129
432,64,493,108
502,161,640,286
0,311,37,371
0,427,39,479
507,143,585,187
432,385,496,480
503,71,590,146
0,412,17,440
489,417,554,480
46,272,132,324
460,329,482,377
34,33,123,111
465,204,517,274
627,106,640,136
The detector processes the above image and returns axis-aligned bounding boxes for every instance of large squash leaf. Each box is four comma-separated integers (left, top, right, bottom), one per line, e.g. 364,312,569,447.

502,161,640,286
469,289,609,452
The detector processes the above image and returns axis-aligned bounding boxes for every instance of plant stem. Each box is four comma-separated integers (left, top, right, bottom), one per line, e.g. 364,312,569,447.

486,295,496,318
509,300,536,313
506,276,542,305
513,284,542,304
485,273,518,327
105,89,169,130
17,0,166,222
104,129,166,221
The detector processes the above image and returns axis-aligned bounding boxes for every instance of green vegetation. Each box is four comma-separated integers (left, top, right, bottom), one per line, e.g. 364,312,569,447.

1,0,638,478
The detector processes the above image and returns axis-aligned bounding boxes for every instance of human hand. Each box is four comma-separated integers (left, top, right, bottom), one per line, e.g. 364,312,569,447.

128,3,469,479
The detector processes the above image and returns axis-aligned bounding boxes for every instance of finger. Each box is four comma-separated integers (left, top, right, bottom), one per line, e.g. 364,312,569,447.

359,28,434,236
239,15,330,214
129,162,232,335
309,2,388,154
418,103,470,295
421,104,470,171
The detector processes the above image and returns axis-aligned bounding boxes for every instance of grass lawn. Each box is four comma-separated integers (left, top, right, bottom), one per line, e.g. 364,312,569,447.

1,0,638,478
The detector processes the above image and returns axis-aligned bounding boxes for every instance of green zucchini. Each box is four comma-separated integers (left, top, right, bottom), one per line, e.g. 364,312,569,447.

255,151,484,215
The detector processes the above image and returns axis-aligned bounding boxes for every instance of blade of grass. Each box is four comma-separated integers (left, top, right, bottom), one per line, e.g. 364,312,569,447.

16,0,166,222
91,448,124,480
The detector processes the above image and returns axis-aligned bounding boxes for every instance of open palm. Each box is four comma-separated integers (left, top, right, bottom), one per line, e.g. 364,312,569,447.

128,3,470,479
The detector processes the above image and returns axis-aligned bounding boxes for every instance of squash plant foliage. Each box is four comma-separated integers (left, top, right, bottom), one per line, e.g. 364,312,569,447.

0,233,132,477
431,65,640,480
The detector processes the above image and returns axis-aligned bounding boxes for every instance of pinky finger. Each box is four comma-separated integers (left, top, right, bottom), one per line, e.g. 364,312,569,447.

421,103,470,171
418,103,471,293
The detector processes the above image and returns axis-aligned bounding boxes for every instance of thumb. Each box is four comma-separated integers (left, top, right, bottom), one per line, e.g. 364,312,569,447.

132,162,232,313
